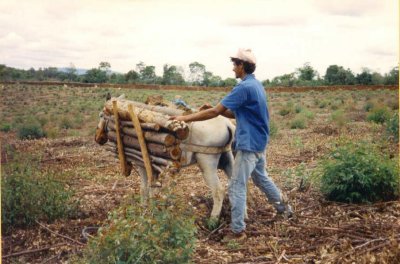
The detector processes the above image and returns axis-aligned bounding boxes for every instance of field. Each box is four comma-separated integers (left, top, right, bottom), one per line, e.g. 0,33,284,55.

1,84,399,263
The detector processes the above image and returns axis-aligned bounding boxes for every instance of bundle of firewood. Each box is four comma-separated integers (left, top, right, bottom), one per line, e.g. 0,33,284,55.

101,97,191,177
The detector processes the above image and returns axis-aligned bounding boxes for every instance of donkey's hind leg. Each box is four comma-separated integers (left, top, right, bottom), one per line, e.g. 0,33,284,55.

196,153,224,220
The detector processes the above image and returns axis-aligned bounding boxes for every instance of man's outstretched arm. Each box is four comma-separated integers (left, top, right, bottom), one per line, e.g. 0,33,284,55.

199,103,235,119
170,103,228,122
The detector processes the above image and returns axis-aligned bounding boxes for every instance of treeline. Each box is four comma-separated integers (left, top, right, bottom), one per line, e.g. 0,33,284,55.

0,62,398,87
263,63,399,87
0,62,237,87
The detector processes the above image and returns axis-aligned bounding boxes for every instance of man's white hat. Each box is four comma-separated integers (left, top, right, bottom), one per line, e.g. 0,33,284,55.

230,48,256,64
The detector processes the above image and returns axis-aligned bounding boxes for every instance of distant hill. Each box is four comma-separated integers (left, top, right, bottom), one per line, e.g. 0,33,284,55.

57,68,122,76
57,67,88,75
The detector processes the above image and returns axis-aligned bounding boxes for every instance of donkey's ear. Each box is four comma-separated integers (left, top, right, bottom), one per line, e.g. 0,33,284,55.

106,92,111,101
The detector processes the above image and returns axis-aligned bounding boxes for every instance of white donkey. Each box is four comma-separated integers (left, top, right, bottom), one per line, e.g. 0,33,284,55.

95,100,236,222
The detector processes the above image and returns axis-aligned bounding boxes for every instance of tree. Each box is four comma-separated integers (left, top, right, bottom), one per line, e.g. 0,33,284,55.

371,72,384,85
43,67,59,80
136,62,157,84
324,65,355,85
66,63,77,81
203,71,213,87
356,68,373,85
271,73,296,87
188,62,206,85
136,62,145,74
208,75,222,87
0,64,11,81
99,61,111,74
141,66,157,84
125,70,139,83
297,63,317,81
162,64,185,85
82,68,107,83
384,67,399,85
223,78,237,87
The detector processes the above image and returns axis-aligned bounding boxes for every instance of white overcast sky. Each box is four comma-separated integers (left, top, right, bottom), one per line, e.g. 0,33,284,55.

0,0,398,80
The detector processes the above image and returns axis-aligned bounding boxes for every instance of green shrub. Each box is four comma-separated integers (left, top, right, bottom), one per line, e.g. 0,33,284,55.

367,107,390,124
294,105,303,113
278,107,291,116
386,113,399,142
319,101,328,108
363,101,374,112
2,156,77,232
278,101,294,116
83,194,197,264
302,109,315,120
320,142,399,203
0,123,12,132
331,110,348,128
269,120,278,137
59,117,73,129
290,115,307,129
17,122,46,139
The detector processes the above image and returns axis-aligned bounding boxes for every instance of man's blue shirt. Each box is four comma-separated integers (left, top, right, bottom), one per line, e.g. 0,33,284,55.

221,74,269,152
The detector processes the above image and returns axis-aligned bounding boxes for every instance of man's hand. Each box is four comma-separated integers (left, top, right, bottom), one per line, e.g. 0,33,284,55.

199,103,213,111
169,115,187,122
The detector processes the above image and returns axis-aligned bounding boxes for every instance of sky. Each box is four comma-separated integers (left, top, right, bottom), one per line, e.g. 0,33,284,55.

0,0,398,81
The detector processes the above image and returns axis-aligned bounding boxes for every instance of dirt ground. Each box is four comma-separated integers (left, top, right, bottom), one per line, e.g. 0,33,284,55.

1,86,399,263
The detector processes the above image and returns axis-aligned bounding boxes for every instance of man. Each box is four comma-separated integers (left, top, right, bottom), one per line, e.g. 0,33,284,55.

170,48,292,242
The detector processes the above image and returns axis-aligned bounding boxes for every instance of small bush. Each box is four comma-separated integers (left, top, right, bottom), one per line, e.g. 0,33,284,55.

331,110,348,128
386,113,399,142
269,120,278,137
290,115,307,129
83,194,197,263
320,142,399,203
363,101,374,112
17,122,46,140
278,107,291,116
302,109,315,120
319,101,328,108
295,105,303,113
59,117,73,129
278,101,293,116
386,99,399,110
0,123,12,132
367,107,391,124
2,156,77,232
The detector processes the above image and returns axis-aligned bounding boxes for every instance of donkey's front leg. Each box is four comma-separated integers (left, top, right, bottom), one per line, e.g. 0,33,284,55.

137,167,150,204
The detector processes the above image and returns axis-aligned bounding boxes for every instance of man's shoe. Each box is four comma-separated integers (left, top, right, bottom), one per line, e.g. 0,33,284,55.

221,230,247,244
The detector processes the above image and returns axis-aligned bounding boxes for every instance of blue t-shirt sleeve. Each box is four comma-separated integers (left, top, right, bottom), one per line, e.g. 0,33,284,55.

221,85,247,111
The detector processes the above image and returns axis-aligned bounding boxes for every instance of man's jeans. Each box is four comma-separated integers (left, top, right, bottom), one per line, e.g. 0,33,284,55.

229,150,284,233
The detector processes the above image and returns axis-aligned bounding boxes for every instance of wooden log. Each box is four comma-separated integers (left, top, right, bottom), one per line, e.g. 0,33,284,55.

112,100,130,176
108,131,181,160
109,152,164,174
104,98,189,140
107,123,176,146
104,115,161,131
106,142,179,167
129,100,190,116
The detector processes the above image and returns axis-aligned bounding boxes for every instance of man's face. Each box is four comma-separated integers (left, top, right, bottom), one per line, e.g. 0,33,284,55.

232,62,243,78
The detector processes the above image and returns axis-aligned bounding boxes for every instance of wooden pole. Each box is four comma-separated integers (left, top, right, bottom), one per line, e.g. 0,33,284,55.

128,104,153,186
113,100,129,176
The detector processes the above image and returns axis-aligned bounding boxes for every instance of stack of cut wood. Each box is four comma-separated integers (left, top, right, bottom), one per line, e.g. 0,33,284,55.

102,97,190,177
